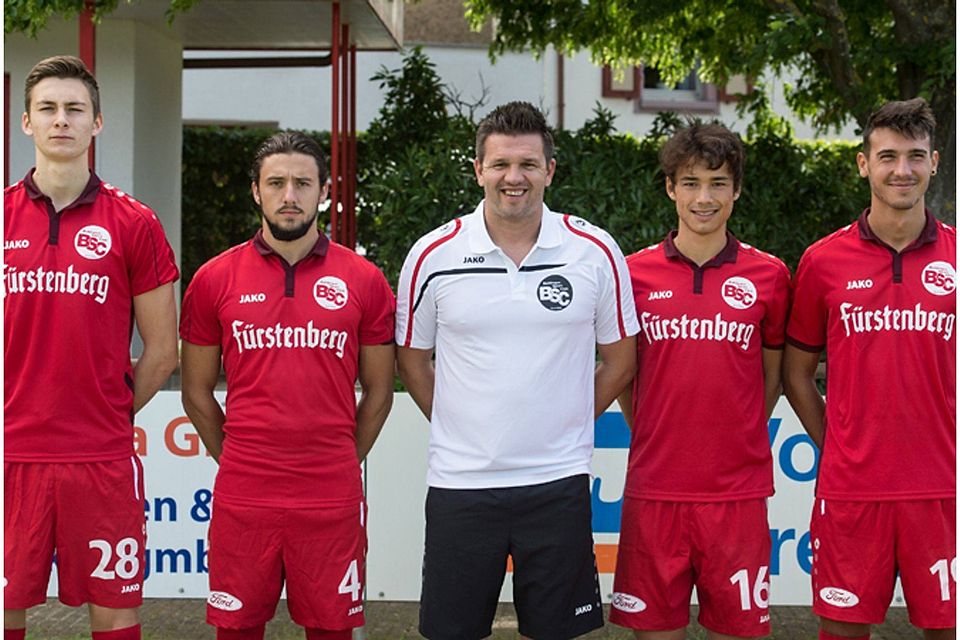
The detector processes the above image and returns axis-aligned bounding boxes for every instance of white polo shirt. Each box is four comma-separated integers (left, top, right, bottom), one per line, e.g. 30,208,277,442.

397,202,639,489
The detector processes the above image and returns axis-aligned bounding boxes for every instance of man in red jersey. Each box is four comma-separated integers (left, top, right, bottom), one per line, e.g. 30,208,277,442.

609,123,790,640
4,56,179,640
783,99,955,640
180,131,396,640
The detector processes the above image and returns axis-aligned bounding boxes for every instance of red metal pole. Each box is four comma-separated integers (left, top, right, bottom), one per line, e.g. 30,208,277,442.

349,44,357,250
330,2,341,242
341,23,352,250
79,0,96,170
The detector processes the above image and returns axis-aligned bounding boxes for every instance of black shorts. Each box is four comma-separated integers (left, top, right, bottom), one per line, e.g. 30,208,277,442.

419,474,603,640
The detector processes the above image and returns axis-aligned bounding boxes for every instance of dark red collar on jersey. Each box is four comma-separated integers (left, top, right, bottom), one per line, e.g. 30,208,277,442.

663,229,739,294
857,207,939,283
23,168,102,246
251,229,330,297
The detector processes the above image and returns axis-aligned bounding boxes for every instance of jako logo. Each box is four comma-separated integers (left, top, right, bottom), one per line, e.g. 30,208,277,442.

721,276,757,310
845,279,873,290
239,293,266,304
463,255,485,264
648,290,673,300
611,592,646,613
574,604,593,616
208,591,243,611
538,275,573,311
819,587,859,608
74,225,112,260
314,276,349,310
4,239,29,250
922,261,956,296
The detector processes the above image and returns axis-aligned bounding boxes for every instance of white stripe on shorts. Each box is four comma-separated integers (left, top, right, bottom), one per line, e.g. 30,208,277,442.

130,456,141,501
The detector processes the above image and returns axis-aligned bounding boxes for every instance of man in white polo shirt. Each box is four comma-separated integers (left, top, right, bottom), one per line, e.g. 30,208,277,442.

396,101,639,640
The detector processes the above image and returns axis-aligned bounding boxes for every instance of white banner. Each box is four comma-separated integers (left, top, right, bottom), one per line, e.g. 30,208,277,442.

46,392,905,606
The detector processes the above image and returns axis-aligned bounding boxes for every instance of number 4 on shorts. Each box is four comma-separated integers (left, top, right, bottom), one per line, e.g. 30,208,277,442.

338,559,362,601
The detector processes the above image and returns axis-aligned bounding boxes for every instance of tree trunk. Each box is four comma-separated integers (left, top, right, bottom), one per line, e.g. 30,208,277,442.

928,86,956,223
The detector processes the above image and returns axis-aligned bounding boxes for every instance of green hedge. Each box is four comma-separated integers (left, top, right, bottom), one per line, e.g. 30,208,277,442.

181,52,869,293
181,121,867,293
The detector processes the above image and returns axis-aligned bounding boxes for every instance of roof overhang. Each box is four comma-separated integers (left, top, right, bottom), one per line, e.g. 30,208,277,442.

109,0,403,50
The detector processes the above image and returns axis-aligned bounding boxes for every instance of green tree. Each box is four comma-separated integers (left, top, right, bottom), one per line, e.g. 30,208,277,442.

465,0,955,221
4,0,199,35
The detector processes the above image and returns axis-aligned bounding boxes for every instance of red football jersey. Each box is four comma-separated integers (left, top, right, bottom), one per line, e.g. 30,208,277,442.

4,170,179,462
179,231,396,508
625,232,791,501
787,209,956,500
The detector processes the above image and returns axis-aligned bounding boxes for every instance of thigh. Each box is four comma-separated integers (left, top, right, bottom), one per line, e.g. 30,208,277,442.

510,475,604,639
206,500,284,629
55,458,146,608
690,499,771,638
895,499,956,629
4,463,57,609
609,498,692,632
284,500,367,630
810,499,895,625
419,486,510,640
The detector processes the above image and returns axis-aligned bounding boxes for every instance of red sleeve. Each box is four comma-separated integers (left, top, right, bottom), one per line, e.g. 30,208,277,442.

761,263,791,349
129,208,179,296
359,265,396,345
179,264,222,347
786,250,827,351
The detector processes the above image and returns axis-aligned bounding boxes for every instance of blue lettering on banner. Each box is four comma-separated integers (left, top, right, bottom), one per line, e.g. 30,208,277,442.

144,539,209,580
591,413,630,533
770,529,813,575
191,489,212,522
143,496,178,522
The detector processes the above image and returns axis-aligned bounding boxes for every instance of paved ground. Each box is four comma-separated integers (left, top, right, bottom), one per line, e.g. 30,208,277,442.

23,599,922,639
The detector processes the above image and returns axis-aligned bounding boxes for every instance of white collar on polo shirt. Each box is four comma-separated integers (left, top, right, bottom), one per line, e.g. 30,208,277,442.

467,201,563,254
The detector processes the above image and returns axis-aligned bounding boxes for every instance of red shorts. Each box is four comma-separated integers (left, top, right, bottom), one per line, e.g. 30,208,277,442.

811,498,956,628
4,459,146,609
610,498,771,636
206,498,367,630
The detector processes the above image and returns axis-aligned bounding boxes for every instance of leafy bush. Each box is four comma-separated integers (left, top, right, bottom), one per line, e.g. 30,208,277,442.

181,52,870,293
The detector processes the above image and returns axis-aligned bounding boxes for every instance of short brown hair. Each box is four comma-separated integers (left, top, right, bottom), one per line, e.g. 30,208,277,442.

249,131,329,184
862,98,936,153
476,101,554,164
24,55,101,118
659,123,745,191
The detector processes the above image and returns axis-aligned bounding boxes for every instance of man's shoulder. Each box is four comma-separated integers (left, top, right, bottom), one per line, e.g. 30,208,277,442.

551,211,624,258
734,240,791,278
797,221,859,269
192,241,252,283
406,215,471,260
626,241,665,267
95,182,161,225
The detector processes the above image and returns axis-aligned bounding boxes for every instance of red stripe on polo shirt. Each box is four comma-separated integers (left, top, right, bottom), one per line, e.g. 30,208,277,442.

404,218,462,347
562,214,627,339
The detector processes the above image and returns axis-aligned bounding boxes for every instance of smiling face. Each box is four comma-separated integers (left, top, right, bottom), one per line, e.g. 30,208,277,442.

668,160,740,244
22,77,102,164
858,127,938,217
474,133,556,225
252,152,327,243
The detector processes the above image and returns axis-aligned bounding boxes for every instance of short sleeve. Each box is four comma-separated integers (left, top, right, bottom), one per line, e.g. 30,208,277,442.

595,232,641,345
395,238,439,349
761,263,791,349
179,264,222,347
786,249,827,351
359,265,397,345
129,208,179,296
